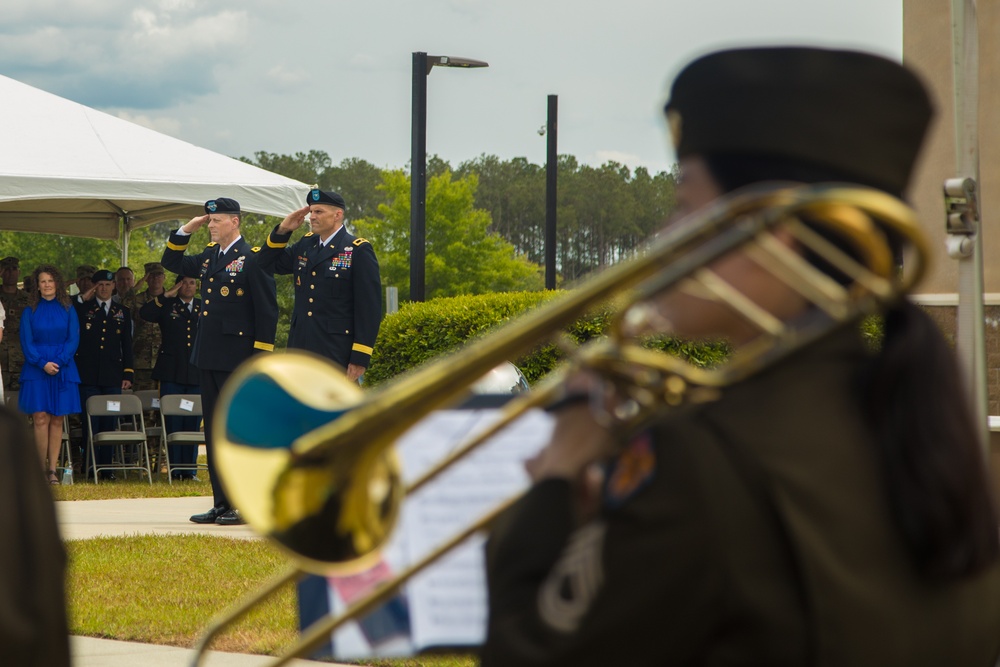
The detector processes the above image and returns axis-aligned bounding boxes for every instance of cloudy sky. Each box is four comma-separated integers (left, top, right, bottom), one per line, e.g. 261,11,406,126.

1,0,903,175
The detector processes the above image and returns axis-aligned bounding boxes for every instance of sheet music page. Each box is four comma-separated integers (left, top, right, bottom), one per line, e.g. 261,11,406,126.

399,408,554,649
329,407,554,658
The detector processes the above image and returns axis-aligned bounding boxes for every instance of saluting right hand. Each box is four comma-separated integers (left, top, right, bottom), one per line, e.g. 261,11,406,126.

181,214,210,234
277,206,310,234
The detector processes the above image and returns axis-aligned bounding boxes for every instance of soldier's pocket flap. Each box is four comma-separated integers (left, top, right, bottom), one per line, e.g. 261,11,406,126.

324,318,352,335
222,319,252,337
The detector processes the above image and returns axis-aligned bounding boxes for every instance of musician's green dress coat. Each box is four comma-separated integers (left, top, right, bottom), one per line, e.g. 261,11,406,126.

482,328,1000,666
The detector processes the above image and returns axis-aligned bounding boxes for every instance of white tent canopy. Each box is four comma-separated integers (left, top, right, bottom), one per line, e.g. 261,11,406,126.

0,74,308,241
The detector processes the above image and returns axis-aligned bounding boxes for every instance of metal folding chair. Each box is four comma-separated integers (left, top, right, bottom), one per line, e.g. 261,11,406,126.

158,394,207,484
84,394,152,484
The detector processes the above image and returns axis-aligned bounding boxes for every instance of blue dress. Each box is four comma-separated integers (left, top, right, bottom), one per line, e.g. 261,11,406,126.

19,298,81,416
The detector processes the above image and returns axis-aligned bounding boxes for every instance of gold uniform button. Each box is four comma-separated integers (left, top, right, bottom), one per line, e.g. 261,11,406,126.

310,285,315,290
239,331,243,335
308,298,314,303
209,278,214,283
307,311,313,316
203,311,208,316
311,271,317,276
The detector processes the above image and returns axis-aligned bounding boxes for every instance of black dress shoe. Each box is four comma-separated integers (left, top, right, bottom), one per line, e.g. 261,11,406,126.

216,509,246,526
190,505,228,524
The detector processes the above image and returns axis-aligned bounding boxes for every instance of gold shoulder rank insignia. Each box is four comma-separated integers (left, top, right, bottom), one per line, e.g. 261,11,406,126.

251,247,261,253
353,238,369,246
304,231,315,237
207,241,218,247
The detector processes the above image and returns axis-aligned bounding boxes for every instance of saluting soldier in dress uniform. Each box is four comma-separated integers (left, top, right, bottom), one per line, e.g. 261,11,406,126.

140,274,201,480
0,257,31,391
161,197,278,526
74,269,134,480
258,188,382,381
125,262,167,391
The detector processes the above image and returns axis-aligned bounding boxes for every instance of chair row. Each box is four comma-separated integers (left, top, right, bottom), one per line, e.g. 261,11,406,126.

4,389,206,485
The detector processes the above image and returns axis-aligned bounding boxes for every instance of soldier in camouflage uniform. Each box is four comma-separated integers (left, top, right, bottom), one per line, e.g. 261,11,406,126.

121,263,166,391
0,257,31,391
70,264,97,302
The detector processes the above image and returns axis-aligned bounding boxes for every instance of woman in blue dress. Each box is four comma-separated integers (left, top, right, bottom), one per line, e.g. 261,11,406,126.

19,265,80,485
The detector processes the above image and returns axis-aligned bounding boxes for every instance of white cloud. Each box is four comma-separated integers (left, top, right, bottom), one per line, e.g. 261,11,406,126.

264,65,308,91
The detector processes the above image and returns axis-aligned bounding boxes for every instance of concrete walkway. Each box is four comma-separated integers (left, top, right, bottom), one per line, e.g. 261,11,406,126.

56,496,257,541
57,495,343,667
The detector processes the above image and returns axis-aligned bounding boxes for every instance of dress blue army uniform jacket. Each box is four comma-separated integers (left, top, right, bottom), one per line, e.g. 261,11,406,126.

258,225,381,369
139,296,201,386
161,233,278,372
73,300,134,386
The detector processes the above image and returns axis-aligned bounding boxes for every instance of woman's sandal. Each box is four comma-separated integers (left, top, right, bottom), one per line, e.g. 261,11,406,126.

47,470,59,486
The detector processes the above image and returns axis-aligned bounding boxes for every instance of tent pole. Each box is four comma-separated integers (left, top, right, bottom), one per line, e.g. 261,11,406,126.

121,214,130,267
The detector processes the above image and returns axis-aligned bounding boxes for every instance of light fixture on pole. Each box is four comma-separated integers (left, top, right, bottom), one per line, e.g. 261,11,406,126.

410,52,489,302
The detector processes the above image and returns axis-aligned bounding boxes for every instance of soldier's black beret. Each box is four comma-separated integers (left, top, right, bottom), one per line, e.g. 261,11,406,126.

92,269,115,283
205,197,241,214
306,188,346,210
663,46,934,196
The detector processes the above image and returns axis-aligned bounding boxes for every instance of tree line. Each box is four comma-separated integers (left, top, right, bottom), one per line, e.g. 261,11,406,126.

0,151,678,340
245,150,679,283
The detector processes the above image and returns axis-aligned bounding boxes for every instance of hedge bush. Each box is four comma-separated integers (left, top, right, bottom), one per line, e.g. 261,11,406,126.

365,291,730,388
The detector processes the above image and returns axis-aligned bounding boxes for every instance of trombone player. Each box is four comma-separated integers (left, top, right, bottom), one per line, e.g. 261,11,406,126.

481,47,1000,665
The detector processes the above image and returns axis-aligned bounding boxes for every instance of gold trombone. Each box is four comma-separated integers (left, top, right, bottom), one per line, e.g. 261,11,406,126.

192,182,928,666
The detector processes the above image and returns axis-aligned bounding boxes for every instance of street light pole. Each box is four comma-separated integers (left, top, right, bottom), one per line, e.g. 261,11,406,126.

545,94,558,290
410,52,429,303
409,52,489,302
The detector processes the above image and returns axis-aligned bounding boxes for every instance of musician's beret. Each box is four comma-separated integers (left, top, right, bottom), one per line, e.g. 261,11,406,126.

306,188,346,210
664,47,934,196
205,197,241,214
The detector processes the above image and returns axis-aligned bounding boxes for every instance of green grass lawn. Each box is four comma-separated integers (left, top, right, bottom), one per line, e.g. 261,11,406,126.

61,476,479,666
53,473,213,500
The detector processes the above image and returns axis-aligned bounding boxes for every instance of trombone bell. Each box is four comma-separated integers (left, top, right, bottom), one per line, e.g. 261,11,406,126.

215,351,404,574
